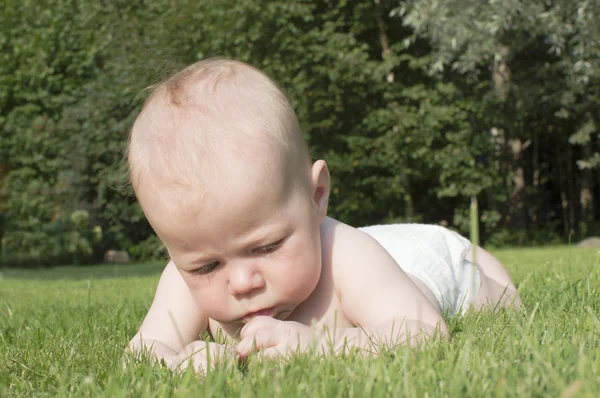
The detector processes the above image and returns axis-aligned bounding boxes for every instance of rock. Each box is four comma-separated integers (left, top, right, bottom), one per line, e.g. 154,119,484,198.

104,250,130,264
576,237,600,248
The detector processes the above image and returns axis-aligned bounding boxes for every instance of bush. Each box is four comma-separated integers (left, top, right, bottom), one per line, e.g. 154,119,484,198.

128,235,168,263
486,226,563,248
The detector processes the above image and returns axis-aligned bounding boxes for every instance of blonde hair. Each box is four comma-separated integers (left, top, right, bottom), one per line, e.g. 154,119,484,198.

127,58,311,201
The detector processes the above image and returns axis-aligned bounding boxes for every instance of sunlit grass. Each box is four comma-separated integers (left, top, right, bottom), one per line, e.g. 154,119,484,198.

1,247,599,396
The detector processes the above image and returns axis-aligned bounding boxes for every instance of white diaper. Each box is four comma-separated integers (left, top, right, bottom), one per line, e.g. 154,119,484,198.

359,224,480,316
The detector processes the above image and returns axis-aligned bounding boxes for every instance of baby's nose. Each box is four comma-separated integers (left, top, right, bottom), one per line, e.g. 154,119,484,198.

228,262,265,296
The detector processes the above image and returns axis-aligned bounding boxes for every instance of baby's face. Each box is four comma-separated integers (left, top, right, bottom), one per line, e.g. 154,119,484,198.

146,170,323,326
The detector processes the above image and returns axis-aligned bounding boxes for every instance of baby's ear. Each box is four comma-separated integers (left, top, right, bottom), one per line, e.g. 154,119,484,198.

310,160,330,222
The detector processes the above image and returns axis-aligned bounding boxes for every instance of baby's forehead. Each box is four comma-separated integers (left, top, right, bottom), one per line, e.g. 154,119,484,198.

142,158,297,245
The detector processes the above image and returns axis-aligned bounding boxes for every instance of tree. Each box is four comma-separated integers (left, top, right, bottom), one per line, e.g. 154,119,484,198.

396,0,600,239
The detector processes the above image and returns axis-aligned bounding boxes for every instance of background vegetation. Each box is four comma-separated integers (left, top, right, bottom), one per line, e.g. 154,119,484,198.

1,0,599,265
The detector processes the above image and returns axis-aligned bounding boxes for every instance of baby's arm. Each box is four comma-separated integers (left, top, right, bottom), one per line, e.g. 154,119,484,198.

330,224,449,353
127,261,230,372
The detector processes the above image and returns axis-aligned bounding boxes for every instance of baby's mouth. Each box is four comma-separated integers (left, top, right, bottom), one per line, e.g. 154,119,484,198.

242,307,276,323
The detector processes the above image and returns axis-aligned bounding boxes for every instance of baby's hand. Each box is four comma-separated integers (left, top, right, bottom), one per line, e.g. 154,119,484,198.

236,316,324,359
170,341,235,374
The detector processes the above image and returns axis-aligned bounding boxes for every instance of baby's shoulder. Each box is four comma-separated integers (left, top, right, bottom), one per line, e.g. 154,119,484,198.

319,218,442,326
320,217,374,250
320,217,392,275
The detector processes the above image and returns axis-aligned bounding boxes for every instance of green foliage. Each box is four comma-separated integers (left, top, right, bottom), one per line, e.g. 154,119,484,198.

487,226,563,248
397,0,600,236
1,0,599,265
1,0,179,264
128,235,168,263
1,0,120,264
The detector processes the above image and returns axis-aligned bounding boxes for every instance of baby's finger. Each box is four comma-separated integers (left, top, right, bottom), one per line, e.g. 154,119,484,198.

172,341,235,374
170,352,207,375
258,345,286,360
236,332,278,358
235,338,254,359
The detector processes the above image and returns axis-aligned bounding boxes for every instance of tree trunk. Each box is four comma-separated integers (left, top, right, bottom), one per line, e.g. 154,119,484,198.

493,45,511,101
531,128,540,225
557,142,571,239
374,0,394,83
0,163,9,250
507,138,530,230
491,45,530,230
580,139,595,236
567,144,577,238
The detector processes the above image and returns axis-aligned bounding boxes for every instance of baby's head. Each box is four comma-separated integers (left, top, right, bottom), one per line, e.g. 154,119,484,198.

128,58,330,325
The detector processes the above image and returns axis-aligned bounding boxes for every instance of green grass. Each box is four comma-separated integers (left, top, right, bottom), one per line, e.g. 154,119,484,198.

1,246,599,397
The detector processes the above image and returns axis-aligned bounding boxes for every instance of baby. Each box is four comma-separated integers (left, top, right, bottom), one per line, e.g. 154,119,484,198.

126,58,520,373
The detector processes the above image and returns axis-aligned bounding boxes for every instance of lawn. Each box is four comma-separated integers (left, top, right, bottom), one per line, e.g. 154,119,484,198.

1,246,599,397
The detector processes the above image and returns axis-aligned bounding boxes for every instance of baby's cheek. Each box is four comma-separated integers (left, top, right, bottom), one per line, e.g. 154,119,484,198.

279,260,320,299
195,289,231,317
187,281,226,309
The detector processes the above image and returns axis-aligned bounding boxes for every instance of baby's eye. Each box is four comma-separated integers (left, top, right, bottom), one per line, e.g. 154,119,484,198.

190,261,220,276
254,239,284,254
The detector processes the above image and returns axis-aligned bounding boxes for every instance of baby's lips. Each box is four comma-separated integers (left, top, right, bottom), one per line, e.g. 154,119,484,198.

242,307,276,324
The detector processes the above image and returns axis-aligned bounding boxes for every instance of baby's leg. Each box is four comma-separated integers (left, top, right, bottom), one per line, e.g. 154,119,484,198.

406,274,442,313
467,246,522,309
